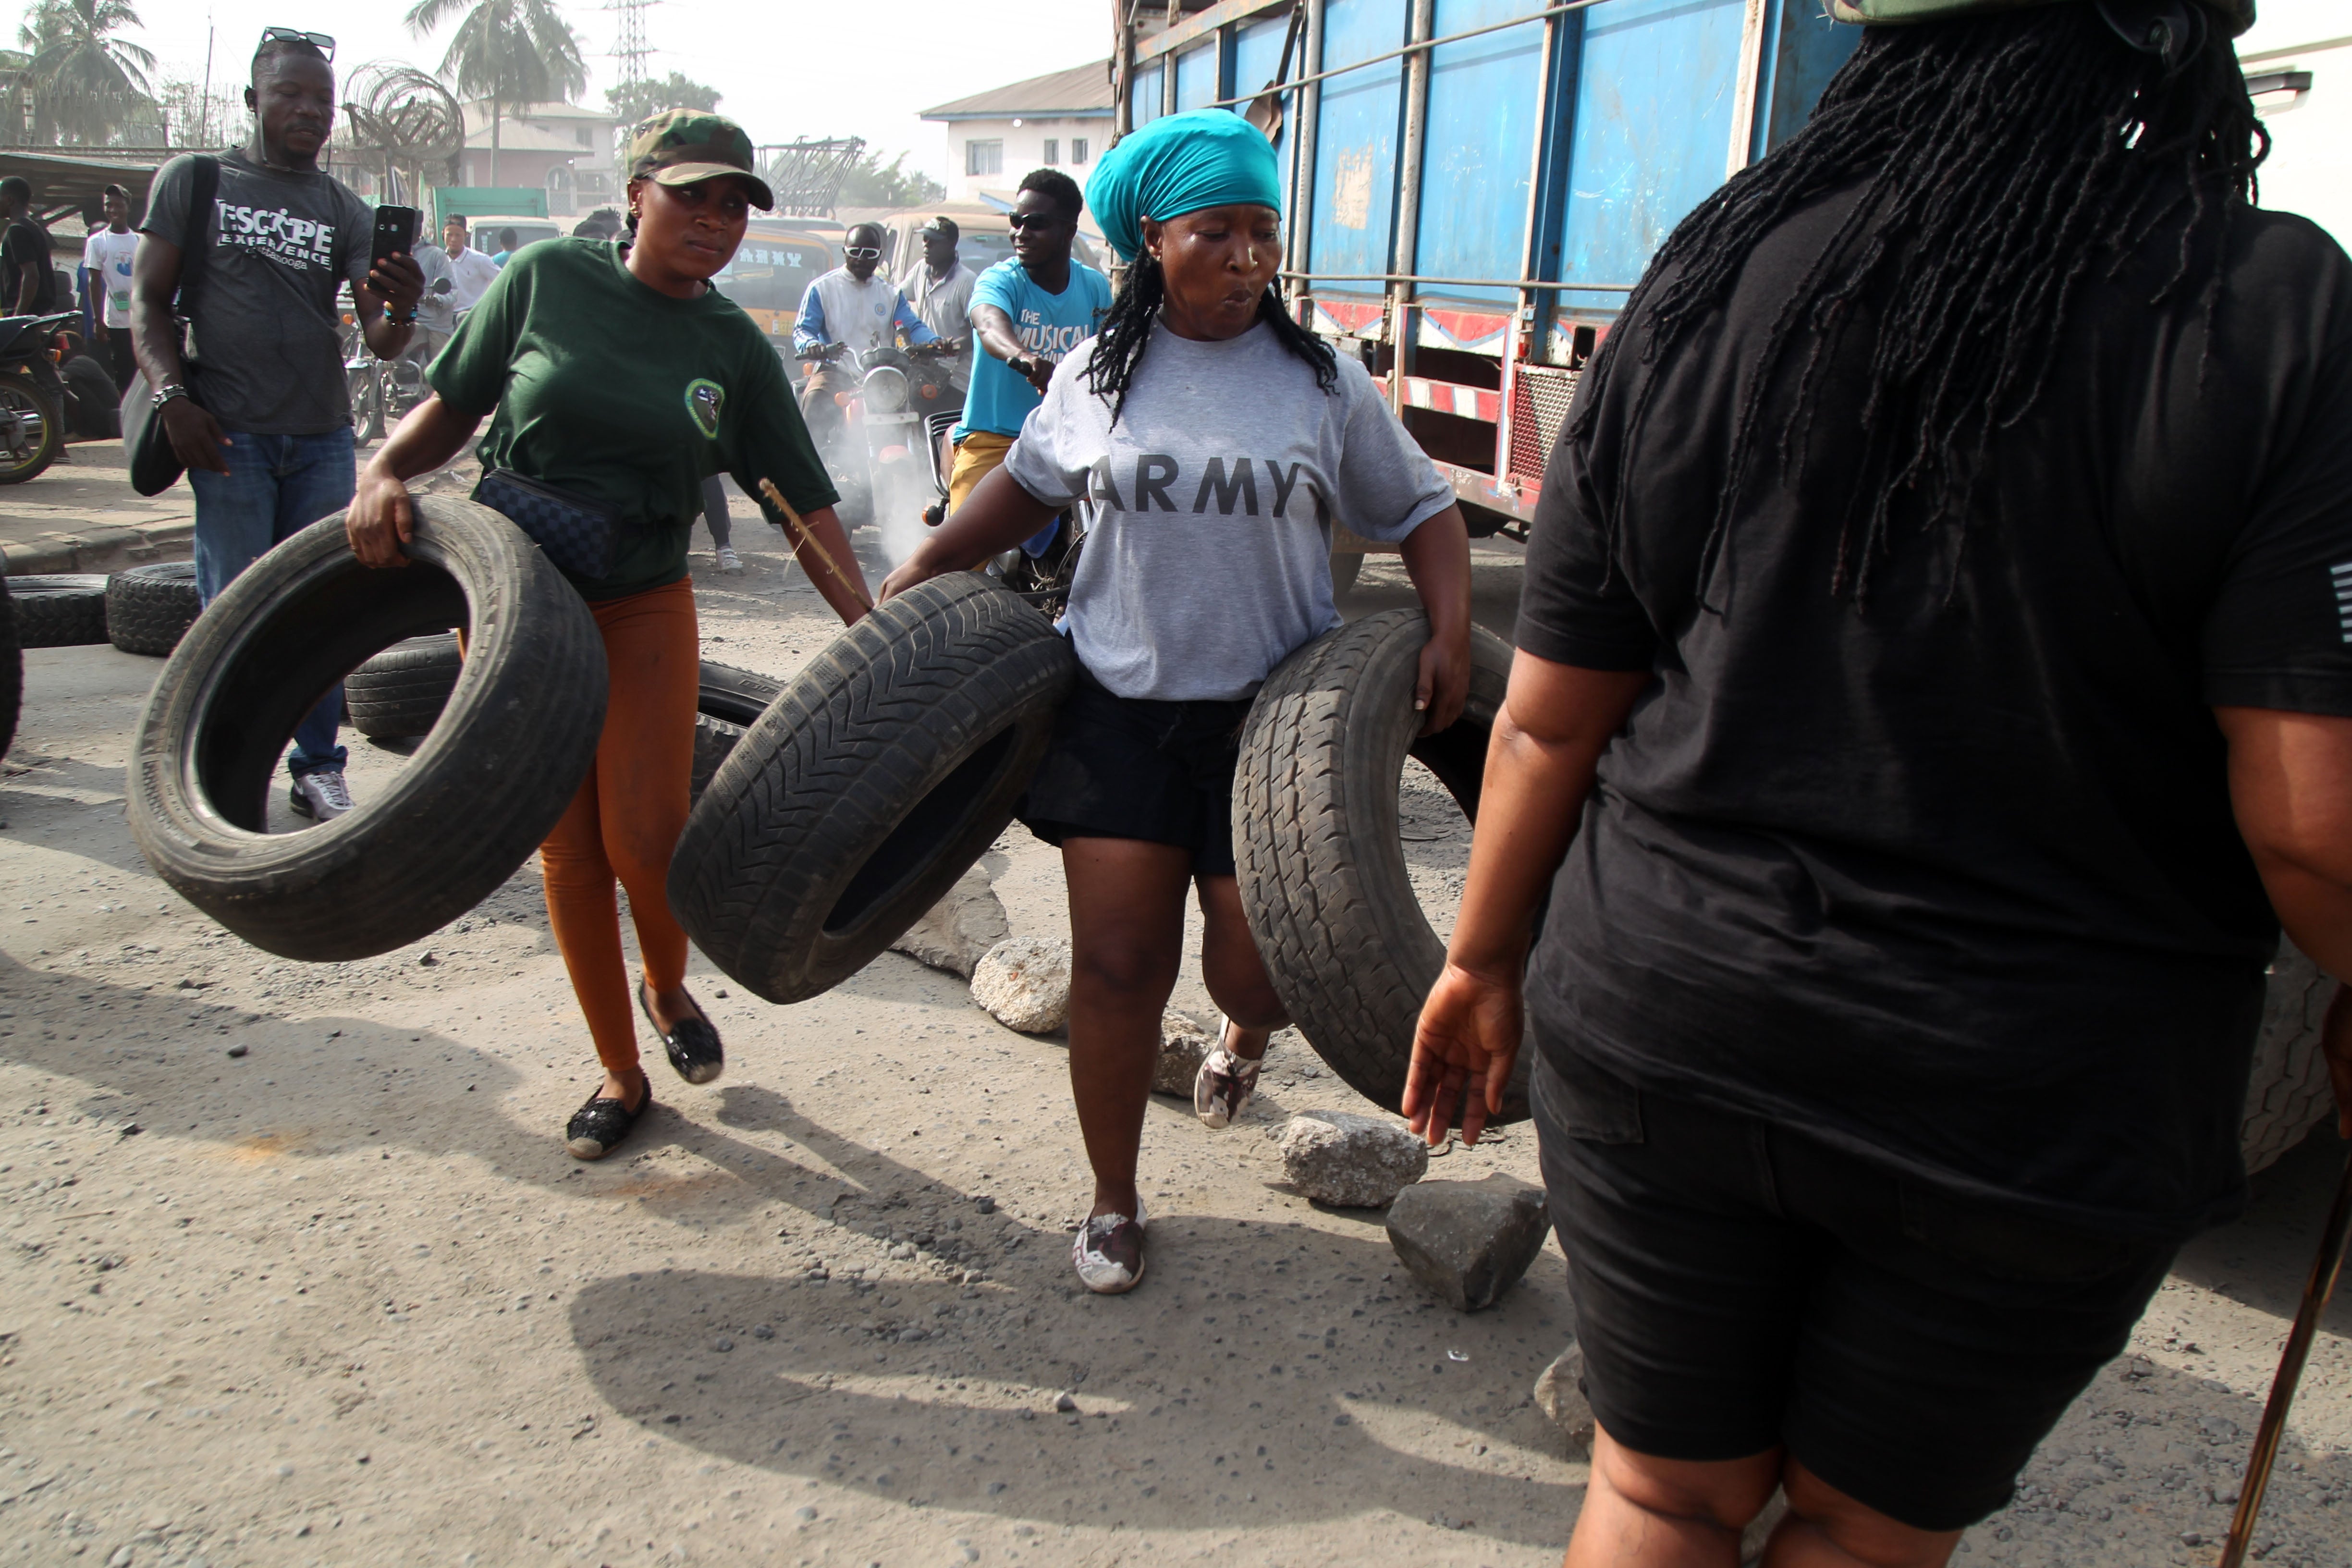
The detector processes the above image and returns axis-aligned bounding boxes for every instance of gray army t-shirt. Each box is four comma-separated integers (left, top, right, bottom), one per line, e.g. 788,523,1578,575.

142,150,375,435
1004,322,1454,702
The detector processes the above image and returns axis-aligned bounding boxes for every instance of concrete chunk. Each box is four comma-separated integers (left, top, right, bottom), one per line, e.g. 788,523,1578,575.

889,865,1011,979
1152,1010,1216,1095
1280,1110,1429,1208
1384,1173,1549,1311
970,935,1071,1034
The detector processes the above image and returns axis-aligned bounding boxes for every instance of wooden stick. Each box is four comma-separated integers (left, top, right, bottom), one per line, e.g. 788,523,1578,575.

2217,1148,2352,1567
759,478,872,612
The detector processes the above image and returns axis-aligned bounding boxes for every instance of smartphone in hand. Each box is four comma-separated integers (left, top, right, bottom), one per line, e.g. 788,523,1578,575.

370,205,419,267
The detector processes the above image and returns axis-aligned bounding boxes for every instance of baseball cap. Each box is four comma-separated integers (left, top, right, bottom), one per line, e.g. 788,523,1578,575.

627,109,774,209
1826,0,2253,37
918,215,960,242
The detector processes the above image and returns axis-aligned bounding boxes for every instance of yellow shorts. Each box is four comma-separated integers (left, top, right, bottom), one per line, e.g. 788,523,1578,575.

946,429,1016,516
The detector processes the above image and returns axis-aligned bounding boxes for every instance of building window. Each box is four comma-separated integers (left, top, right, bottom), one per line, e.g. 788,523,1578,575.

576,126,592,147
1071,137,1089,165
1042,138,1059,166
966,139,1004,177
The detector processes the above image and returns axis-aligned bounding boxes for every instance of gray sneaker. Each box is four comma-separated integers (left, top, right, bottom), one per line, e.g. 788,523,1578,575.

714,546,743,573
288,769,355,823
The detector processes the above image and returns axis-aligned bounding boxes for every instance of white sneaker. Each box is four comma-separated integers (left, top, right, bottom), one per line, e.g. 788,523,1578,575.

714,546,743,574
1071,1200,1148,1294
288,769,355,823
1194,1016,1268,1130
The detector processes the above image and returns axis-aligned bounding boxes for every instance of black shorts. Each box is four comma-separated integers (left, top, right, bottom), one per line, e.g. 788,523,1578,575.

1531,1045,2176,1532
1017,665,1254,877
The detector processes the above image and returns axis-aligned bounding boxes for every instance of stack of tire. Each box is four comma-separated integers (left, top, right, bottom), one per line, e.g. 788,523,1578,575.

1,563,204,656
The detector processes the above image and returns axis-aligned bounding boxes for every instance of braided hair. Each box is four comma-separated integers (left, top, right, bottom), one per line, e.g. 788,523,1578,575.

1086,252,1338,423
1572,3,2266,607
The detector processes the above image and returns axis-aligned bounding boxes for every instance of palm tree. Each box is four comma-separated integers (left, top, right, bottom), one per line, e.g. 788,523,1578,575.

404,0,587,186
15,0,157,147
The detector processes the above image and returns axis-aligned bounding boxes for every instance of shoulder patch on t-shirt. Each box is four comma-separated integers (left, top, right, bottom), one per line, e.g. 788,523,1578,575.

2331,562,2352,643
686,379,724,441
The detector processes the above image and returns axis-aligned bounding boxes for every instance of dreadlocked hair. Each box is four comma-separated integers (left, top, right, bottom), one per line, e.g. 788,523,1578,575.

1570,2,2266,607
1086,254,1338,422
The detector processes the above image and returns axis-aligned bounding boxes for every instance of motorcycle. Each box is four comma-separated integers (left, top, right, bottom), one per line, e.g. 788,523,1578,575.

347,277,454,445
0,312,81,483
912,388,1085,622
802,338,964,532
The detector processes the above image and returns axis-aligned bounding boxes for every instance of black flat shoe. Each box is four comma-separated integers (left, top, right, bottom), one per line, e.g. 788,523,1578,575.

640,981,724,1085
566,1070,651,1161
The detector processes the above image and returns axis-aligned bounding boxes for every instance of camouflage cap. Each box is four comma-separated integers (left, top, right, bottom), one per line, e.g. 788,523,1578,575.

627,109,774,209
1825,0,2254,38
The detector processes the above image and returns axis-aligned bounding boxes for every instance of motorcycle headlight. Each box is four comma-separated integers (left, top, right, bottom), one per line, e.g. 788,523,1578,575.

863,366,909,414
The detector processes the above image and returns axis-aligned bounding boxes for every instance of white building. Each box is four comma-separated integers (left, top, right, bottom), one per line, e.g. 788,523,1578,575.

2238,0,2350,248
452,100,622,217
919,60,1115,207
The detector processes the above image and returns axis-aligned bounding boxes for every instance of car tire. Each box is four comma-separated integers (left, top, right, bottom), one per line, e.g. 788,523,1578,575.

345,632,463,739
2242,938,2341,1175
691,661,783,805
1236,610,1524,1122
127,495,608,963
105,561,202,656
0,574,19,759
5,573,109,648
669,573,1075,1004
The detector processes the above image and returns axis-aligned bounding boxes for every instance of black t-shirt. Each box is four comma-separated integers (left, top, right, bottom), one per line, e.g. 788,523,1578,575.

1,219,56,312
1518,183,2352,1237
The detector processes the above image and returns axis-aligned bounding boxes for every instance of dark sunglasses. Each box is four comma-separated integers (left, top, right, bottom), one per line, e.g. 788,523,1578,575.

1005,212,1064,232
844,246,882,260
260,25,335,60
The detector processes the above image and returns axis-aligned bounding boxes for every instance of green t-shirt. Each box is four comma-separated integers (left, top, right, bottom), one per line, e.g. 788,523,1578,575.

429,237,838,600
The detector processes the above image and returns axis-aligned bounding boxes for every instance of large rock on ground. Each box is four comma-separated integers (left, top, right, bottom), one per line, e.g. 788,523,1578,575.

1152,1009,1216,1095
1385,1173,1549,1311
971,936,1072,1034
888,865,1010,979
1281,1110,1429,1208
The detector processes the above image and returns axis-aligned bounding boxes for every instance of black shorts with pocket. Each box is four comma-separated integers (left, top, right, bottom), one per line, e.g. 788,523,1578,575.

1017,664,1255,877
1531,1042,2178,1532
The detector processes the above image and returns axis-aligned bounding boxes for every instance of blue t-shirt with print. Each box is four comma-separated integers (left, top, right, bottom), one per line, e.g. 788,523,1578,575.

954,256,1113,442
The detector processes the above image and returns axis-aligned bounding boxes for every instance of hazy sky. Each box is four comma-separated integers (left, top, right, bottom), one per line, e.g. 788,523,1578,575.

134,0,1111,183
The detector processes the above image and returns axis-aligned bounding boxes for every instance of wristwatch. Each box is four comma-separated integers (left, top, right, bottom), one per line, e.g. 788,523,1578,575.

385,307,417,325
151,382,189,409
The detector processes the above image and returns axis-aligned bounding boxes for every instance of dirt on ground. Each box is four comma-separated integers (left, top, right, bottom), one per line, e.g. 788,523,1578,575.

0,515,2347,1568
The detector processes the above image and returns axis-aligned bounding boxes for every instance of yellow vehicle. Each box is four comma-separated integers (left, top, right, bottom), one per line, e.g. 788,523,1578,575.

711,220,844,372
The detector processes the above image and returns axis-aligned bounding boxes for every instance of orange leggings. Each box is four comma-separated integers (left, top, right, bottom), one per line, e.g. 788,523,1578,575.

539,577,700,1078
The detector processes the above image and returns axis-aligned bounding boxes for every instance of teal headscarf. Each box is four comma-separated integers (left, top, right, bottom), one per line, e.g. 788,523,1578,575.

1085,110,1284,264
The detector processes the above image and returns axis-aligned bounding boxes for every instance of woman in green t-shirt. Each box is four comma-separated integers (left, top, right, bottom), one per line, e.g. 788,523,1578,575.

345,111,872,1159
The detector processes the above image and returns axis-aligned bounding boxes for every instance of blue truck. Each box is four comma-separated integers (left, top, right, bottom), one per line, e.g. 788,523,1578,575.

1115,0,1859,541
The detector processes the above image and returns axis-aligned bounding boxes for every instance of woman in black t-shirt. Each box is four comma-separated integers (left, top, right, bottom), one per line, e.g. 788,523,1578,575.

1408,4,2352,1563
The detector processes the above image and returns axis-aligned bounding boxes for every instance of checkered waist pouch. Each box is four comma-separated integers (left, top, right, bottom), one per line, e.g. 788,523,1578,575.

473,467,625,580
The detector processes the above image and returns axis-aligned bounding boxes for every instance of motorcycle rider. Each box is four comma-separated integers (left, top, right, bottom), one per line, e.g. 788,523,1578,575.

897,215,975,419
948,168,1110,521
791,220,936,455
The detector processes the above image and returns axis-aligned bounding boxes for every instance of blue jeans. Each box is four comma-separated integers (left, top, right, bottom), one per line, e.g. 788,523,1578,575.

189,427,356,778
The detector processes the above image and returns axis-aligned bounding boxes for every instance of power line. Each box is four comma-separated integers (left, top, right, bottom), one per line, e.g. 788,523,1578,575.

604,0,655,93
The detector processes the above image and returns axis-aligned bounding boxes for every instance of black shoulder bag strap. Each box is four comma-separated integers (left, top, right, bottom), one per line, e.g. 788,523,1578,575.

174,155,220,366
123,154,221,497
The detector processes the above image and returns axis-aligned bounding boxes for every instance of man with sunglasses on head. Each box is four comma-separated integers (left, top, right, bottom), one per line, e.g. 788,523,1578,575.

792,220,937,457
947,168,1109,519
132,27,424,826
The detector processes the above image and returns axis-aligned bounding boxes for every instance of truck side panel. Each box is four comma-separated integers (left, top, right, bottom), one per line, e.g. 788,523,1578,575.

1413,0,1551,308
1554,0,1750,313
1309,0,1412,292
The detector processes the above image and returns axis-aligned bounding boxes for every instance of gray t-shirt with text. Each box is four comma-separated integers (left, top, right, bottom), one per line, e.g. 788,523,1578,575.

142,150,374,435
1005,322,1453,701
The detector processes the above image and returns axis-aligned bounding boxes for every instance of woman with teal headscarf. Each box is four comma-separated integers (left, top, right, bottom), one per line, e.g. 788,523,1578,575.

884,110,1473,1295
